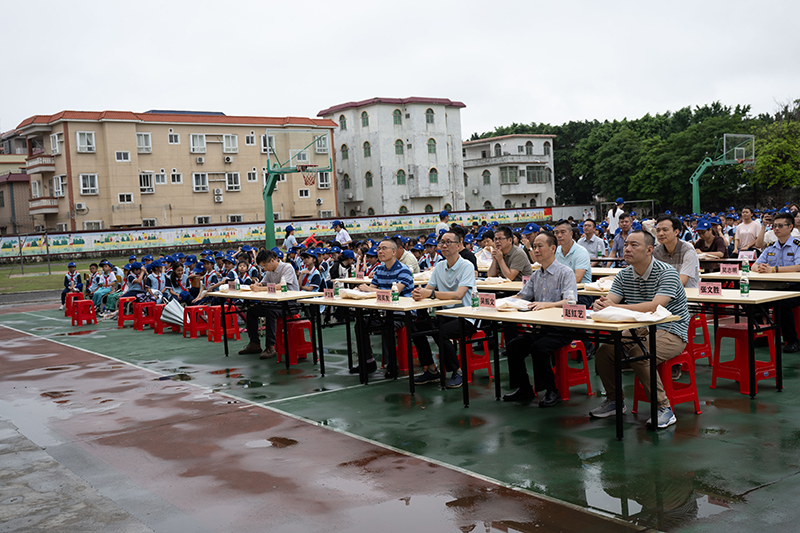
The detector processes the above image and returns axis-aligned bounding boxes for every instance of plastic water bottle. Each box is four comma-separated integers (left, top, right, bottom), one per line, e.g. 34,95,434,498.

471,288,479,310
740,267,749,298
742,257,750,274
235,277,240,291
280,276,287,293
597,248,603,258
334,280,341,299
566,290,577,306
391,282,399,305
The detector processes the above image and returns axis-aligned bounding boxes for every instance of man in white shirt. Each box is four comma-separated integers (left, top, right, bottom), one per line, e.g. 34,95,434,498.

435,211,450,235
577,219,605,266
652,215,700,289
332,220,352,248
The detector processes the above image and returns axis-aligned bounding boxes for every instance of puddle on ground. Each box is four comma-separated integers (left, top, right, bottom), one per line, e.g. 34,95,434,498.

32,327,57,332
267,437,298,448
52,330,97,337
41,390,74,399
210,368,240,377
153,374,194,381
44,367,72,371
450,415,487,429
236,380,263,389
384,393,426,408
277,368,304,376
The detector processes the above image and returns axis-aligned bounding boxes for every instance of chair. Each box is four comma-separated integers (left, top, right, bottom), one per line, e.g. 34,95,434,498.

394,326,419,372
553,341,593,401
454,330,493,383
687,314,713,367
183,305,210,339
632,350,702,414
154,304,181,335
65,292,83,317
276,315,313,365
711,322,776,395
71,299,97,327
133,301,157,331
117,297,136,329
207,305,241,343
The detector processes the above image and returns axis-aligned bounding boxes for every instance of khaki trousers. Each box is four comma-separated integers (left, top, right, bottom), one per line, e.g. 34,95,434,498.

596,328,686,408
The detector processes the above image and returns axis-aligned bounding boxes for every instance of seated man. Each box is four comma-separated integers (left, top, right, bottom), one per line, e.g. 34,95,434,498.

653,215,700,288
503,233,578,407
589,230,690,429
488,225,534,343
239,250,300,359
578,219,605,266
752,211,800,352
411,229,476,389
553,219,592,306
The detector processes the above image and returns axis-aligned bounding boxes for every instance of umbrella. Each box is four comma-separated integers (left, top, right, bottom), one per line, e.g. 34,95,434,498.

161,299,184,326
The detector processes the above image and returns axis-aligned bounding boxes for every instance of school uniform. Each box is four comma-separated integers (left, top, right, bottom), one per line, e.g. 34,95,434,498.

121,272,145,299
298,267,322,291
91,272,117,308
146,272,167,303
166,273,192,304
61,271,84,305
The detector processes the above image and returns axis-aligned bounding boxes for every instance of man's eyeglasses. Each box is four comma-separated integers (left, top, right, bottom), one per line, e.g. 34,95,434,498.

493,236,508,242
439,240,459,246
773,223,792,229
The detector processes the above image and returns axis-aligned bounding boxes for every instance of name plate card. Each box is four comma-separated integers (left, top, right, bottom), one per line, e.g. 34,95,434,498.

562,304,587,321
376,290,391,304
738,251,756,260
478,292,496,309
356,271,365,280
720,263,739,275
522,276,531,285
324,288,334,299
266,283,277,294
699,281,722,296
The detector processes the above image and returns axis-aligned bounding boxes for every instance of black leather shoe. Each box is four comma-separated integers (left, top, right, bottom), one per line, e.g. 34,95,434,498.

785,342,800,353
502,387,536,402
538,389,561,408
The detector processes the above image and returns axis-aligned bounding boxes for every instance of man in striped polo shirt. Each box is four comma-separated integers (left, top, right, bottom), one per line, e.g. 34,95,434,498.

589,230,690,429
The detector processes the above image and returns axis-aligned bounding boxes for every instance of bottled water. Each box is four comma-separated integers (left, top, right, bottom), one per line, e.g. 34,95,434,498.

566,290,577,306
391,282,399,305
280,276,287,293
334,280,341,299
471,287,479,310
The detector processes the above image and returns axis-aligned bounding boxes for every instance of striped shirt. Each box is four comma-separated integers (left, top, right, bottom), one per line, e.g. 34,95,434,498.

371,260,414,296
518,260,577,303
609,258,690,342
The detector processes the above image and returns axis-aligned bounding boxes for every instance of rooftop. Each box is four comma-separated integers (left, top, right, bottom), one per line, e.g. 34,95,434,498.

318,97,466,117
463,133,557,145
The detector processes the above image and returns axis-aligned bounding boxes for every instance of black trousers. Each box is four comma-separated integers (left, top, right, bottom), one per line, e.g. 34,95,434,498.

413,313,477,373
245,302,299,347
506,327,575,392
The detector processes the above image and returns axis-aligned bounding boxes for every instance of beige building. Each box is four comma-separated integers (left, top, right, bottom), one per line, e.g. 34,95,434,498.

15,110,338,231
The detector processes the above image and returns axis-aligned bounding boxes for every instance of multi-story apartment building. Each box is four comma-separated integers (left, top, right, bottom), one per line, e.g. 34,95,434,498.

14,110,338,231
462,134,556,210
318,97,466,216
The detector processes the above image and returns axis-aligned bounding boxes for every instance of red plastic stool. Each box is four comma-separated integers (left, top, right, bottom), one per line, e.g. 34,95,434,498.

687,314,713,367
276,315,313,365
154,304,181,335
454,331,493,383
207,305,241,343
711,322,776,395
394,326,419,372
71,299,97,327
632,350,702,414
553,341,593,401
117,297,136,329
183,305,210,339
133,301,157,331
65,292,84,317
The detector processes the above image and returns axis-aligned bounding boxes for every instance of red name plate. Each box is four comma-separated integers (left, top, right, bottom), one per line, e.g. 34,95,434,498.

562,304,587,321
356,271,365,280
376,290,391,304
324,288,334,299
478,292,496,309
522,276,531,285
738,251,756,260
266,283,277,294
699,281,722,296
720,263,739,275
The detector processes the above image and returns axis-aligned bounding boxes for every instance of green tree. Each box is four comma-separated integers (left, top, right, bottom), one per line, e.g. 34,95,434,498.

752,101,800,201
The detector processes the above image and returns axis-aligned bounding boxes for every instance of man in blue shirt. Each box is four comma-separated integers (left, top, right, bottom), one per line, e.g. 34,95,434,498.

554,219,592,307
412,230,476,389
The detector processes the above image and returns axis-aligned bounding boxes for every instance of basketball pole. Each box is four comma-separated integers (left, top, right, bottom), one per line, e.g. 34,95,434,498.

689,136,755,213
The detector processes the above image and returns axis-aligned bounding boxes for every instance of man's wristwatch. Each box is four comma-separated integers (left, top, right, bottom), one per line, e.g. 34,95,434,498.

429,289,436,299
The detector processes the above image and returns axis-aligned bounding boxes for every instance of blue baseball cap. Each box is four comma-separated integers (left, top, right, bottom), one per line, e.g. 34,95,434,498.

341,250,356,260
412,243,424,252
696,220,712,231
177,252,186,258
664,210,671,215
240,245,251,252
425,238,438,247
729,206,735,211
130,262,142,269
67,261,76,267
439,210,448,218
615,198,624,204
193,263,205,274
522,223,540,235
543,224,553,232
300,249,317,258
124,264,132,271
332,220,343,228
320,248,330,254
99,260,110,266
201,257,215,264
709,216,722,225
463,234,474,244
330,246,342,253
285,224,295,233
128,255,137,261
366,246,378,256
143,254,153,261
151,260,163,268
427,233,436,239
223,255,236,264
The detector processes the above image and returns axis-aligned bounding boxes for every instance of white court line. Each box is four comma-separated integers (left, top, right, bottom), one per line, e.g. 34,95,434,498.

22,312,68,322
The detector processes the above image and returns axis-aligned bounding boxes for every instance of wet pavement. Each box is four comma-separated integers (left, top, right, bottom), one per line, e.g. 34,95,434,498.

1,306,799,531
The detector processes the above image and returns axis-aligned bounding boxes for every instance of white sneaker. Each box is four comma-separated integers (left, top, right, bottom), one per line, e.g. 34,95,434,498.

59,304,64,310
647,406,677,429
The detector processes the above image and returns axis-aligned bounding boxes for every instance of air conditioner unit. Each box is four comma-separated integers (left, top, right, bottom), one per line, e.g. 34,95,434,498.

214,195,223,203
224,156,233,163
315,198,323,205
337,168,343,174
346,193,354,200
196,156,205,164
213,188,223,195
75,202,87,210
401,194,409,200
355,205,361,212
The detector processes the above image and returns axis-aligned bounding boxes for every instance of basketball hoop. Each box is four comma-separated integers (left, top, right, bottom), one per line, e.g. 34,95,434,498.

738,158,755,174
298,164,317,186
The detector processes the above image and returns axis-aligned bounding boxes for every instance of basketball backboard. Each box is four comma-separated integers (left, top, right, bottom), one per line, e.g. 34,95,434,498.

722,133,755,164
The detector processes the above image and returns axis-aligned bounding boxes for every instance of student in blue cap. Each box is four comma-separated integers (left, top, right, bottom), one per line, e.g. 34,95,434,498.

128,254,137,264
298,250,322,291
332,220,352,248
283,225,298,251
60,261,84,310
436,210,450,234
121,262,145,299
364,246,380,277
165,261,192,304
145,260,167,303
606,198,625,234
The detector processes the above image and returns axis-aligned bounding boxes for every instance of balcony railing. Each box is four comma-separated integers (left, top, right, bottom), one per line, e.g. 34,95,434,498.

26,156,55,172
29,196,59,214
463,154,550,168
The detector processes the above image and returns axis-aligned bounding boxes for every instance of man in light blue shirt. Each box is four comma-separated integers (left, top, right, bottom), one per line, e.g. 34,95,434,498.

554,219,592,307
412,230,476,389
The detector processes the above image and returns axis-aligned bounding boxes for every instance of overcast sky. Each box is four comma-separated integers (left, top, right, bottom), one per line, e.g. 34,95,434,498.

2,0,798,139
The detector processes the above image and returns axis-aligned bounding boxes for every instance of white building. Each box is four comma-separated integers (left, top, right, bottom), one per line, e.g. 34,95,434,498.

318,97,466,216
462,134,556,210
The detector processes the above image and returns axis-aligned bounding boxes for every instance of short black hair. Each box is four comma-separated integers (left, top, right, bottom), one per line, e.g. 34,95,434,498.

629,230,655,248
89,263,98,268
450,225,466,239
655,215,682,232
390,236,404,249
481,230,495,241
618,213,631,222
554,219,572,228
584,218,596,227
496,226,513,241
774,212,794,227
256,250,277,264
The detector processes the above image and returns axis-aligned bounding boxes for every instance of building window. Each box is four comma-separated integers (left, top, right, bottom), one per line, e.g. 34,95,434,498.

226,172,241,191
56,223,68,232
500,166,518,184
393,109,402,125
320,210,334,218
424,204,433,213
77,131,96,153
119,193,133,204
463,173,468,187
190,134,206,153
363,142,371,158
339,115,347,130
340,144,349,160
195,216,211,224
318,172,331,189
299,189,310,198
425,108,435,124
245,132,256,145
518,145,524,153
444,203,452,212
192,173,208,192
154,172,166,185
483,201,493,210
546,197,554,206
261,135,275,154
427,138,436,154
228,214,243,223
397,169,406,185
395,139,404,155
247,170,257,182
482,170,491,185
367,207,375,215
399,205,408,214
50,133,63,155
349,209,356,217
526,166,552,183
526,141,533,155
505,199,512,209
115,151,130,162
361,111,369,127
53,175,66,197
139,172,154,194
530,197,537,207
494,143,502,157
83,221,103,230
171,172,183,184
315,135,328,154
343,174,350,189
143,218,158,227
223,134,238,153
544,141,551,156
365,171,373,188
169,132,180,144
428,168,438,184
31,180,42,199
79,174,98,195
0,191,3,207
136,133,152,153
